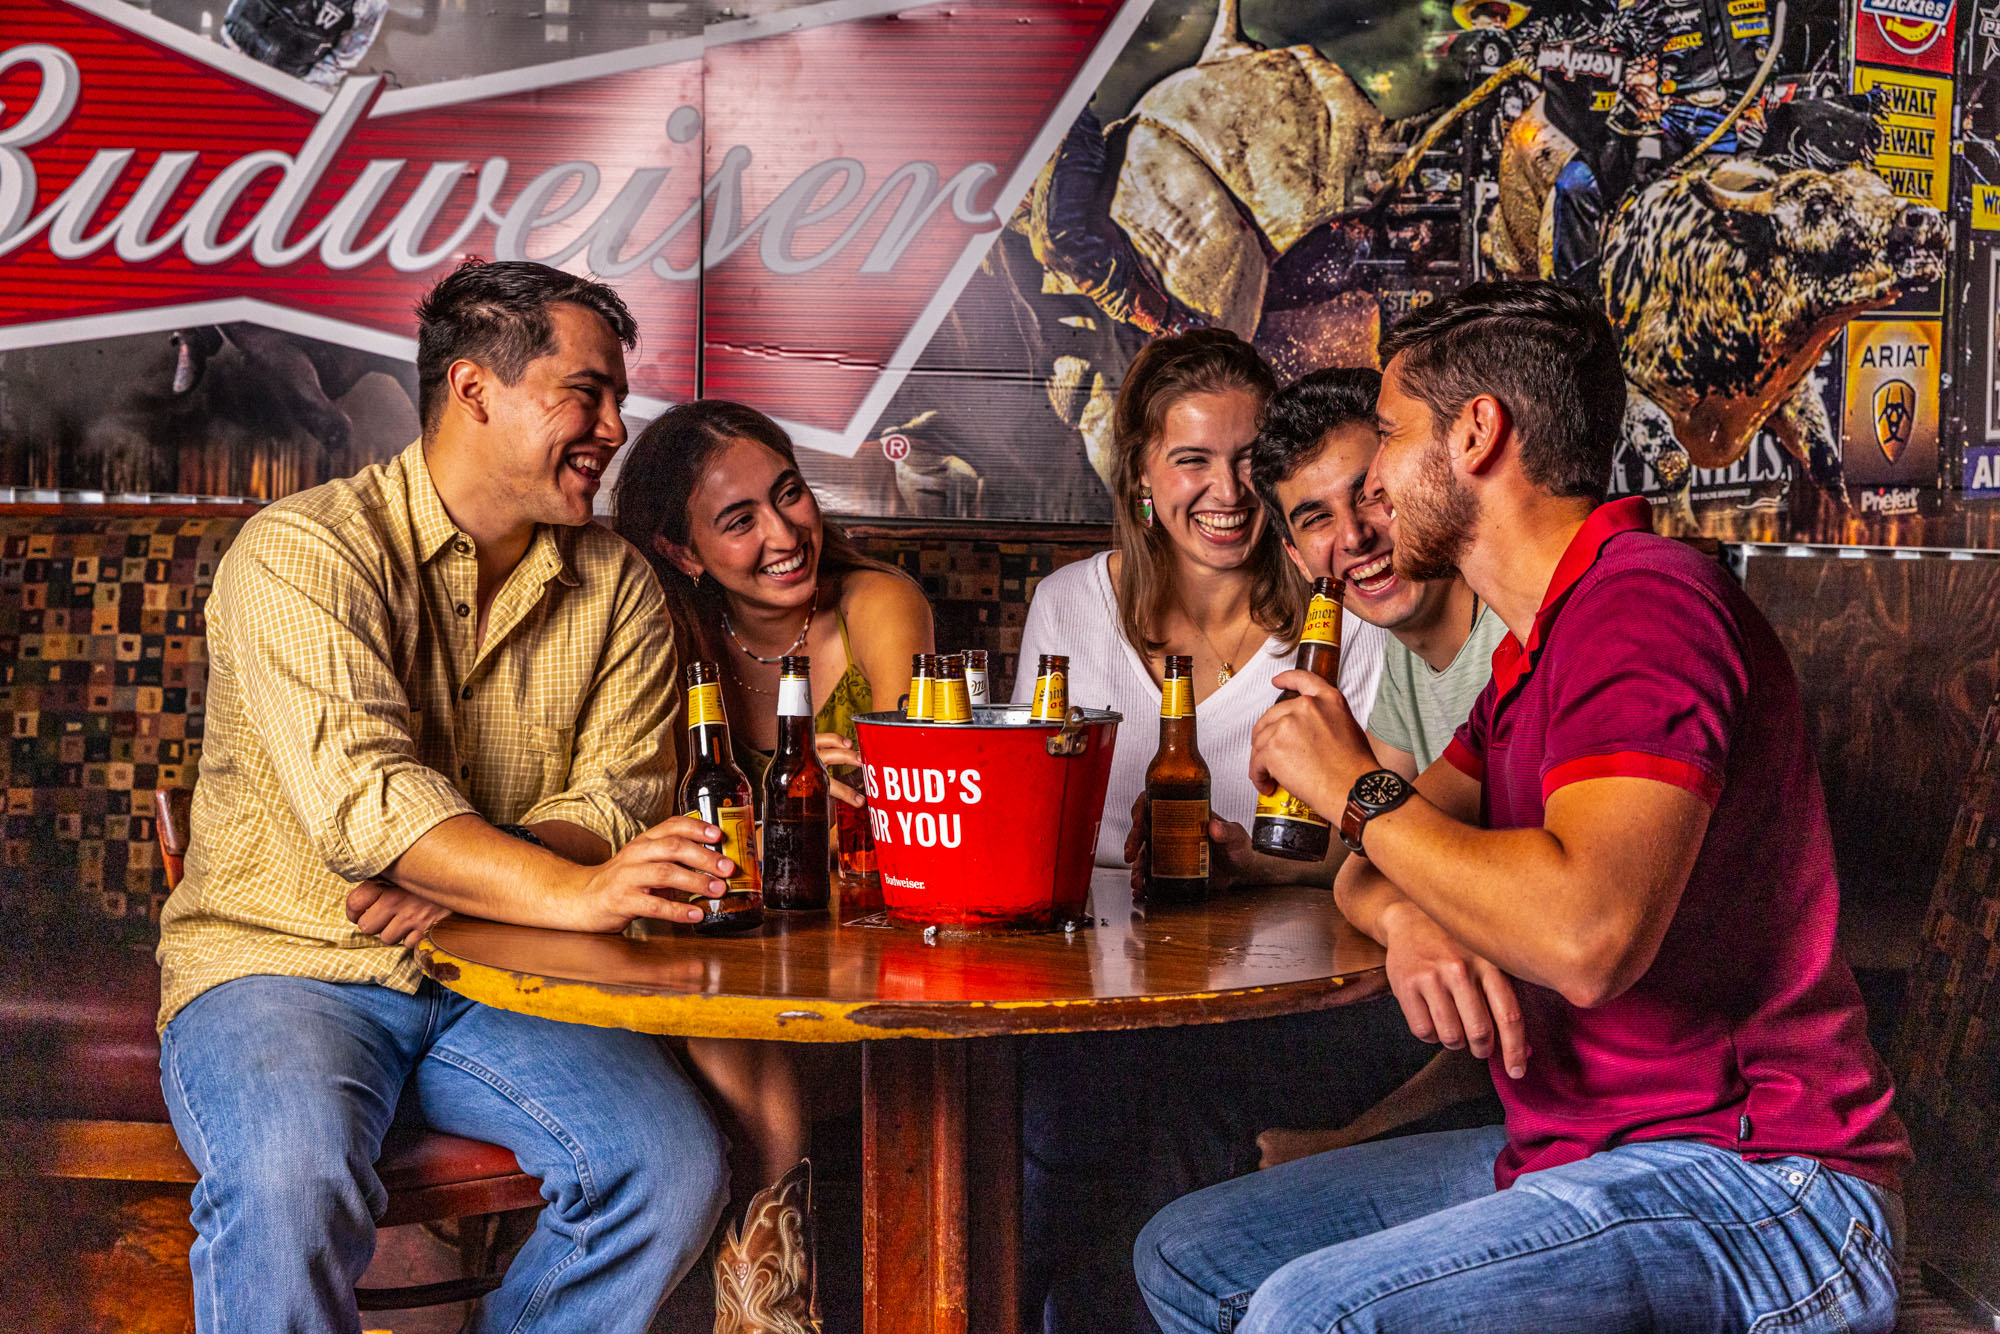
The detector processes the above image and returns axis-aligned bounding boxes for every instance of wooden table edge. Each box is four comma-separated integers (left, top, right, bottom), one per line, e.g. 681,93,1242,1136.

416,937,1388,1042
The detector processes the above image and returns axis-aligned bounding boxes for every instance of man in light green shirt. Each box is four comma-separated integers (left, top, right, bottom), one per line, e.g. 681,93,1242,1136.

1248,365,1503,1165
1367,601,1508,773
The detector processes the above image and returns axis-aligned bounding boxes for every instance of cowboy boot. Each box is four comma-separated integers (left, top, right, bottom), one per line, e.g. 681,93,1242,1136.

713,1159,820,1334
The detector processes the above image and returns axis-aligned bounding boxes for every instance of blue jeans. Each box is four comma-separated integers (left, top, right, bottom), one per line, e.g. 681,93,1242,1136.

159,975,730,1334
1136,1124,1904,1334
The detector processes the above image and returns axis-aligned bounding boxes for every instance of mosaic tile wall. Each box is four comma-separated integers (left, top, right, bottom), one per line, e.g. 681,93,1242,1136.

848,525,1108,692
0,514,231,947
1894,658,2000,1177
0,511,1109,944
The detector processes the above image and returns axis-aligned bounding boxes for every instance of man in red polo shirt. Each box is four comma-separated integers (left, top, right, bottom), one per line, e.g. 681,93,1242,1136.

1135,281,1909,1334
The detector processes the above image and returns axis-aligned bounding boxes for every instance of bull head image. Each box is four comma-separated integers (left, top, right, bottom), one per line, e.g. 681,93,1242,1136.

1603,155,1947,514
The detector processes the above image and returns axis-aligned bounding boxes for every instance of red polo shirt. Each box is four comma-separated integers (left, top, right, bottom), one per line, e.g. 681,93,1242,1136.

1444,498,1909,1192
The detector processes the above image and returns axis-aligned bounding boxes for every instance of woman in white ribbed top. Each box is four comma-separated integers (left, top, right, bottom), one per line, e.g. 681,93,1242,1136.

1011,329,1399,1334
1010,331,1384,876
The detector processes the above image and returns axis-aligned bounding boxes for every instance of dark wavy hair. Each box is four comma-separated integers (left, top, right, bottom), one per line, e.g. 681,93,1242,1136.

1109,328,1299,661
612,400,909,657
1377,280,1624,502
1251,367,1383,533
414,258,638,435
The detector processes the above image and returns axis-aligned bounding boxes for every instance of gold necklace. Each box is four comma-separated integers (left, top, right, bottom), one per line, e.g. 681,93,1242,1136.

1178,598,1256,687
725,659,776,697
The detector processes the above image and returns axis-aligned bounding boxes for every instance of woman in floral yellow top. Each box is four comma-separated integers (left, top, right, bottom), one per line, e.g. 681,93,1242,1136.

615,400,932,1322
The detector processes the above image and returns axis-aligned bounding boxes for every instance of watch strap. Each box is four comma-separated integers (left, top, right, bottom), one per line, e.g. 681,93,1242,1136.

496,823,547,849
1339,796,1369,855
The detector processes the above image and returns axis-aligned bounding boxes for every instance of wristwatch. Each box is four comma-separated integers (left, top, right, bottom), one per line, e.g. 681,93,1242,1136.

496,823,547,849
1339,769,1415,854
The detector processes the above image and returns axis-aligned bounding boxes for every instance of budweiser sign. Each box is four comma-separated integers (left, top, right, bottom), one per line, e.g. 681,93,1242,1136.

0,0,1146,452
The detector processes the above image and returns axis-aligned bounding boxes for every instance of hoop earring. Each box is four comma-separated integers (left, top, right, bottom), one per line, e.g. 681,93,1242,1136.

1138,487,1154,528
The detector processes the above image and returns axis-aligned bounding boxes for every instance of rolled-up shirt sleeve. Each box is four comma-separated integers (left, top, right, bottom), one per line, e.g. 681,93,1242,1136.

516,564,681,849
213,512,473,882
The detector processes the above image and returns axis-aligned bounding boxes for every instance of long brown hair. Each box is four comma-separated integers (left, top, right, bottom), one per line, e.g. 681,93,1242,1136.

1110,328,1300,662
612,400,910,656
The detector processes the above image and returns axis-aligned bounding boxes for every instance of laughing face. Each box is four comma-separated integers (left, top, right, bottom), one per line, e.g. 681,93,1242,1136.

1142,388,1266,576
1270,420,1448,634
479,301,630,528
1374,358,1479,584
675,435,825,615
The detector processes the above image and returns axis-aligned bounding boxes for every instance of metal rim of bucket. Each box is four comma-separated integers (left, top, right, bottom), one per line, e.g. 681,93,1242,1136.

857,706,1124,757
855,706,1123,728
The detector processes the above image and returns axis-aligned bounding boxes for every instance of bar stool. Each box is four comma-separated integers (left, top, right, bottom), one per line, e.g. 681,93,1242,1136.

153,787,545,1312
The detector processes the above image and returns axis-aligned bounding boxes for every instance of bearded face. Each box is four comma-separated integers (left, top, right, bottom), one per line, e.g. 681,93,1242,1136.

1374,357,1482,583
1388,424,1478,583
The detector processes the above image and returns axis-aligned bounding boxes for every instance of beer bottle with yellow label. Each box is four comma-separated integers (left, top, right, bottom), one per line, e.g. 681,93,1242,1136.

934,654,973,724
1250,578,1343,862
906,653,936,720
964,649,991,706
1143,654,1210,903
1029,653,1069,721
678,661,764,932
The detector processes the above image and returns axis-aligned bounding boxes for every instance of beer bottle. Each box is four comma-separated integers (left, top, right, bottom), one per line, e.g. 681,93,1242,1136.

761,655,831,911
934,654,973,724
1029,653,1069,721
906,652,935,720
1250,578,1344,862
678,661,765,931
1142,654,1210,903
964,649,990,706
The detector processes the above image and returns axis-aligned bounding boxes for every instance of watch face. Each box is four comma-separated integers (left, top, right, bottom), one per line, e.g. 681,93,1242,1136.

1357,771,1406,807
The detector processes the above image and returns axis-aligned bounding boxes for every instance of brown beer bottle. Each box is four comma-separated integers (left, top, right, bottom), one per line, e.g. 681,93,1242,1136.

906,652,935,720
1250,578,1344,862
679,661,765,932
1029,653,1069,721
964,649,990,706
934,654,973,724
761,655,831,911
1143,654,1210,903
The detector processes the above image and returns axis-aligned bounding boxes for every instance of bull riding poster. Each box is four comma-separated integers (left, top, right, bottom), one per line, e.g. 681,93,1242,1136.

0,0,1984,546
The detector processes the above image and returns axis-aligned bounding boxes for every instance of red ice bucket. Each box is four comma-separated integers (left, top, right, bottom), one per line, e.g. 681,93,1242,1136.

851,707,1121,931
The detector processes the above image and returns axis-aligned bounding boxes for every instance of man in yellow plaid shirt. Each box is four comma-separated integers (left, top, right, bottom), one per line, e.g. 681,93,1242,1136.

156,260,736,1333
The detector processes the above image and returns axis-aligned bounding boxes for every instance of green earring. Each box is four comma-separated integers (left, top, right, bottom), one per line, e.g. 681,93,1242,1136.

1138,489,1154,527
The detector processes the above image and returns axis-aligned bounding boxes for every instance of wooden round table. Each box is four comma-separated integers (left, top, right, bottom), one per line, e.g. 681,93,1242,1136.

418,866,1387,1334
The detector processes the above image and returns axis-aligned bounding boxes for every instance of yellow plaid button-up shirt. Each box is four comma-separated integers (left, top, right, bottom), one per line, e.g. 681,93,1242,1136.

157,442,681,1031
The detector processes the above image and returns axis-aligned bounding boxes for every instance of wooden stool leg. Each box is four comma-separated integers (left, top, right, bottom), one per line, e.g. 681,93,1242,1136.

861,1039,1021,1334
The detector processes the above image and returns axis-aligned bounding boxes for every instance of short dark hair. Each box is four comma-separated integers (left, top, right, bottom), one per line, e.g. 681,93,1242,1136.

1251,366,1383,529
1377,281,1624,502
414,259,639,434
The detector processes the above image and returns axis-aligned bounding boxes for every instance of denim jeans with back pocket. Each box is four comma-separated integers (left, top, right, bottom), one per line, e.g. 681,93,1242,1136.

1136,1123,1903,1334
